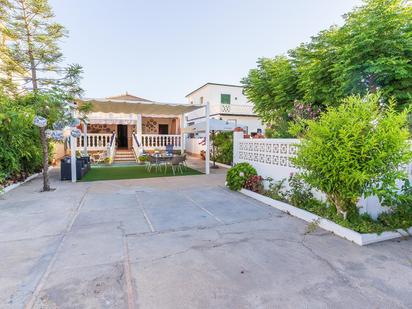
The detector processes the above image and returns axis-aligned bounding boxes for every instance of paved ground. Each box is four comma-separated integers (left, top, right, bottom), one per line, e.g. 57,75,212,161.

1,167,411,309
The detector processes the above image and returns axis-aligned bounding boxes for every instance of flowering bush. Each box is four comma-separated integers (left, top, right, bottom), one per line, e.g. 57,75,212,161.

244,175,264,193
289,101,321,121
226,162,257,191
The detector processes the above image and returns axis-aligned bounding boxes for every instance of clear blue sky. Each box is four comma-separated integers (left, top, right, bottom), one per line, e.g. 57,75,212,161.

50,0,363,102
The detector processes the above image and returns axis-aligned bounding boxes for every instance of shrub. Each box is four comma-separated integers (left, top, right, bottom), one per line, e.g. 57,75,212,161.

287,173,315,209
292,93,412,219
138,155,148,162
265,175,390,234
244,175,264,193
378,180,412,231
0,95,43,186
266,178,288,202
211,131,233,165
226,162,257,191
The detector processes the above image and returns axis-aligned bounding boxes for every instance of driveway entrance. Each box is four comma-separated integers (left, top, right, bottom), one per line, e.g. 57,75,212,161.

0,169,411,308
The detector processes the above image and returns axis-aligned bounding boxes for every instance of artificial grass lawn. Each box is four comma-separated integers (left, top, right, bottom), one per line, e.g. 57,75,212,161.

80,165,202,182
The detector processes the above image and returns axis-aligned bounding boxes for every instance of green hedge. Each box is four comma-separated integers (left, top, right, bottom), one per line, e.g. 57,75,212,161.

0,95,43,185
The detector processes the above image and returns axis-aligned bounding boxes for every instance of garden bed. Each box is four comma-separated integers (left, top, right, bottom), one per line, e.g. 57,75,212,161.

2,169,47,194
240,188,412,246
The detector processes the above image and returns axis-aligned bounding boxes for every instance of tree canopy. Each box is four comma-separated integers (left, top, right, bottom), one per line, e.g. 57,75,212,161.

0,0,84,191
242,0,412,133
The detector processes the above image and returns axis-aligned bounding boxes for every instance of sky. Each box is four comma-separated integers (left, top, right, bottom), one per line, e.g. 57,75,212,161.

49,0,364,103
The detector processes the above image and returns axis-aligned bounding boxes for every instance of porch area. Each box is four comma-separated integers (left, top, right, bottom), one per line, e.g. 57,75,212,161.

68,95,213,182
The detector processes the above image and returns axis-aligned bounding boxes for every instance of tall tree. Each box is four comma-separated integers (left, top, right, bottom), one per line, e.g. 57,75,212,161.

336,0,412,108
243,0,412,135
290,26,343,108
1,0,82,191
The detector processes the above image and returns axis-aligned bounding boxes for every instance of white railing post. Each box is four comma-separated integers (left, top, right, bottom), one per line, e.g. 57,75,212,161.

205,102,210,175
136,113,142,147
180,114,185,154
83,123,88,155
70,134,77,183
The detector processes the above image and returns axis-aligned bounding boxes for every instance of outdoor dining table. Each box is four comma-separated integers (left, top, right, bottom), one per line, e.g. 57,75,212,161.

149,153,175,172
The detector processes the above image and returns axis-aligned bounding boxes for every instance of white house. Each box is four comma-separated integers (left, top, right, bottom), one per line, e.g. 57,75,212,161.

185,83,264,135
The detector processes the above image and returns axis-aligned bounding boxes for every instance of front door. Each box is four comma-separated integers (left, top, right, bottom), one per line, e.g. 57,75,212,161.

158,124,169,135
117,124,128,148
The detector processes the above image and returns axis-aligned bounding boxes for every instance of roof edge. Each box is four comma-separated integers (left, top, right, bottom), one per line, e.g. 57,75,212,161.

185,82,244,98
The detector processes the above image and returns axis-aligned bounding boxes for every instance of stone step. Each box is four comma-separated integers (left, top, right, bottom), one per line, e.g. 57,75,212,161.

115,154,135,158
114,157,136,162
114,155,135,159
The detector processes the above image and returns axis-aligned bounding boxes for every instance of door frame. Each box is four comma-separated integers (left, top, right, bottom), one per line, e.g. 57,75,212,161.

117,124,128,148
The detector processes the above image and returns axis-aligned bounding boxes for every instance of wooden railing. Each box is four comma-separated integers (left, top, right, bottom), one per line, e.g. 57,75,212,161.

141,134,181,149
76,133,112,151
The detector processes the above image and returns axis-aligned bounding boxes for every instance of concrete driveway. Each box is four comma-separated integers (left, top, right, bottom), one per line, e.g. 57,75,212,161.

1,168,411,308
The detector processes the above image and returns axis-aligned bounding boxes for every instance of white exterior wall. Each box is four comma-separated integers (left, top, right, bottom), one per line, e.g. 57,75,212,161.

185,83,264,134
185,138,206,155
219,115,264,134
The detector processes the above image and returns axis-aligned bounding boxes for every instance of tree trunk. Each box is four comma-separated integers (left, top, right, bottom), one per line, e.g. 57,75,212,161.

39,127,50,191
20,0,51,191
328,193,348,219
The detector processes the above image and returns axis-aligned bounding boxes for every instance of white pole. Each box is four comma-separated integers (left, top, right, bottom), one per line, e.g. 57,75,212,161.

136,113,142,147
205,102,210,175
83,122,87,154
180,113,185,154
70,134,77,183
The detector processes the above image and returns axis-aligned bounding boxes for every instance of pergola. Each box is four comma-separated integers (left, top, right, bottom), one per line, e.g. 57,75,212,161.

70,98,211,182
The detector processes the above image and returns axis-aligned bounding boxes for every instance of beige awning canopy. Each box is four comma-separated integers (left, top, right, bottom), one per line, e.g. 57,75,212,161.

76,98,204,115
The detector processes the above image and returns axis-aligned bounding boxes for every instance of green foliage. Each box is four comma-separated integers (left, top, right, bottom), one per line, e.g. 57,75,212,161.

226,162,257,191
244,175,264,193
242,0,412,135
211,131,233,165
292,93,412,217
290,27,343,107
0,0,75,93
138,155,148,162
264,118,294,138
242,56,300,125
265,175,399,234
266,178,288,202
1,0,83,191
378,180,412,230
336,0,412,108
0,94,43,185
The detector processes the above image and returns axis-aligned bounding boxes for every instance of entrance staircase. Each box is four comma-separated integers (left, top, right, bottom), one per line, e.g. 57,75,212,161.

114,149,136,164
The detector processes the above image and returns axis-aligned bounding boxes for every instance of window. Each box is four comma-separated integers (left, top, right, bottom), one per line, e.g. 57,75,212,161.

200,96,204,104
221,94,231,104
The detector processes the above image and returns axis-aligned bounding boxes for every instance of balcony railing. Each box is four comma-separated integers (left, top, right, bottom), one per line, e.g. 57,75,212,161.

76,133,112,151
141,134,181,150
220,103,254,115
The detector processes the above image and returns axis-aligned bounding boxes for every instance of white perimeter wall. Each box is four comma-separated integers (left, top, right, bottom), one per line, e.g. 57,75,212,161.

233,132,412,219
185,138,206,155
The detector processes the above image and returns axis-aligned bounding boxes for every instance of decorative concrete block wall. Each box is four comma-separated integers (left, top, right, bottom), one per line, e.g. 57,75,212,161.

233,132,412,219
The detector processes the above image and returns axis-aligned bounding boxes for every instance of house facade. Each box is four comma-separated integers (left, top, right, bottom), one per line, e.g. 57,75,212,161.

74,93,203,163
185,83,264,135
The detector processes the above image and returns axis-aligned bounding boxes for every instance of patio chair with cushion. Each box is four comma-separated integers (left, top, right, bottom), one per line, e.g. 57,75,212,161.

167,155,184,175
165,144,174,155
146,155,159,172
